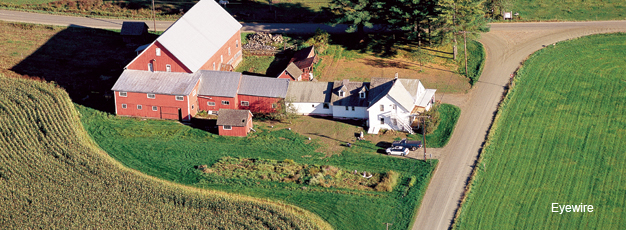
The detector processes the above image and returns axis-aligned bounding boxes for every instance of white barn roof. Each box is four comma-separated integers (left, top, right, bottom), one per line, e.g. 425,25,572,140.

155,0,242,73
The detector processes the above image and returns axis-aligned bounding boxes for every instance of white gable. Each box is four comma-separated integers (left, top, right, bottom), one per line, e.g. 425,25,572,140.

156,0,242,72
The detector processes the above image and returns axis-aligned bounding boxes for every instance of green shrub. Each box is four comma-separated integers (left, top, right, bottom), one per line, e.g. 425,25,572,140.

374,170,400,192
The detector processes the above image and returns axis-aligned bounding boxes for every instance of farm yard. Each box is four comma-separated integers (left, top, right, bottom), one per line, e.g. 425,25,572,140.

454,33,626,229
0,75,330,229
79,105,437,230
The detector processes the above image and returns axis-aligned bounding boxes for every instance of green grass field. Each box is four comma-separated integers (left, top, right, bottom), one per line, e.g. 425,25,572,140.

0,75,330,229
454,33,626,229
504,0,626,21
78,105,438,230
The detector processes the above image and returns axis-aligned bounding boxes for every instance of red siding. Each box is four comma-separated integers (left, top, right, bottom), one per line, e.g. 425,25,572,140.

126,41,192,73
218,113,253,137
198,96,237,112
114,81,199,121
199,30,243,71
237,95,281,113
277,70,294,80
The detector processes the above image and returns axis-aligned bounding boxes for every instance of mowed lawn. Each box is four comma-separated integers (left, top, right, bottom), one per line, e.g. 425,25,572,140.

455,33,626,229
79,106,437,230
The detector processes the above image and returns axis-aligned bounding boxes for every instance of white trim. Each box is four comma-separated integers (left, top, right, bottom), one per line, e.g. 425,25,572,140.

223,125,232,130
156,48,161,56
152,106,158,111
114,93,118,114
207,101,216,106
147,93,155,99
175,96,184,101
166,64,171,72
241,101,249,106
137,104,142,110
119,91,127,97
121,104,127,109
187,95,191,119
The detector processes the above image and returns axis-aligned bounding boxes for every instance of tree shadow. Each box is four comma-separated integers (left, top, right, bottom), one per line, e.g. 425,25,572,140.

10,25,158,113
224,1,334,23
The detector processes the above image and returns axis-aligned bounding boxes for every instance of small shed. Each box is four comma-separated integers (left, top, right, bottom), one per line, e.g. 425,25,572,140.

216,109,253,137
121,22,149,44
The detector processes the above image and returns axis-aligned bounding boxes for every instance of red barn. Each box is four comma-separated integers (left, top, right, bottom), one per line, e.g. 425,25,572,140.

277,46,316,81
238,75,290,113
216,109,253,137
124,0,243,73
197,71,242,113
111,70,200,121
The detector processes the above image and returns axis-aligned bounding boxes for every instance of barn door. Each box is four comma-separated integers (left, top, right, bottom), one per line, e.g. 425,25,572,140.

178,108,182,121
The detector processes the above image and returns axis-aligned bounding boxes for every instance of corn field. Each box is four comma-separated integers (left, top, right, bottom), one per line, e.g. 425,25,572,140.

0,75,331,229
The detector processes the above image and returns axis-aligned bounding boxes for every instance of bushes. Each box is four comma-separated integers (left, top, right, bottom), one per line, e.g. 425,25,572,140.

374,170,399,192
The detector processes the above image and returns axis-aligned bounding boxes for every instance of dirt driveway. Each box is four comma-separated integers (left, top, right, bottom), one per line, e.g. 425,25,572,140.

413,20,626,230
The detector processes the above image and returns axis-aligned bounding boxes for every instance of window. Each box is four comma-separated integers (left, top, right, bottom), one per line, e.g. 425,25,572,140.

352,106,355,111
175,96,184,101
392,104,397,110
191,105,195,110
222,100,230,105
272,103,277,109
119,92,127,97
121,104,127,109
148,63,153,72
147,93,155,99
236,40,239,48
152,106,158,111
380,118,384,125
220,55,223,63
359,92,366,98
380,105,384,111
137,105,142,110
338,90,345,97
345,106,349,111
207,102,216,106
156,48,161,56
323,103,329,109
213,62,216,70
223,125,232,130
228,47,231,56
166,64,171,72
241,101,249,106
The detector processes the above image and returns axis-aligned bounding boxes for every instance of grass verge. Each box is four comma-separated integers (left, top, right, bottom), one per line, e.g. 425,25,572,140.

0,75,330,229
454,33,626,229
458,39,485,85
408,103,461,148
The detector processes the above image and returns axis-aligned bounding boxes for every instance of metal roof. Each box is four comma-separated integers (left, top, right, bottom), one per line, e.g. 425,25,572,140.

216,109,251,126
111,70,199,95
285,81,332,103
285,62,303,79
121,21,148,36
156,0,242,73
418,89,437,107
398,79,422,101
197,70,241,97
330,80,370,107
387,81,416,112
239,75,290,98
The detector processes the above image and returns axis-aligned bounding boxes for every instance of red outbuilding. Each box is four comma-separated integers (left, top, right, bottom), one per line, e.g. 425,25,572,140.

277,46,317,81
216,109,253,137
237,75,290,113
197,71,242,113
124,0,243,73
111,70,201,121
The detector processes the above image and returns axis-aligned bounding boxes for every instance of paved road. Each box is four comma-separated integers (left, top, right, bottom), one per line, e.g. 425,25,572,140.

412,20,626,230
3,9,626,230
0,9,352,33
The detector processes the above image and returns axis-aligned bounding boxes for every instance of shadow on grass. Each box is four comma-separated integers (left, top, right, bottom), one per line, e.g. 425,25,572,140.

10,24,158,113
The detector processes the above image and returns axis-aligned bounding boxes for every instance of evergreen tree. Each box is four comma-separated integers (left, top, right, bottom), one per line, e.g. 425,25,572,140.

330,0,384,36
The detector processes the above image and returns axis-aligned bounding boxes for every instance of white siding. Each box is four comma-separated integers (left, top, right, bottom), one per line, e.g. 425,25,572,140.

367,96,413,133
332,106,368,119
291,102,333,115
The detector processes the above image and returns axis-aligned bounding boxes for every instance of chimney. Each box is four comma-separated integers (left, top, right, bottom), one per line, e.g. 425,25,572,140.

394,72,398,79
342,79,349,85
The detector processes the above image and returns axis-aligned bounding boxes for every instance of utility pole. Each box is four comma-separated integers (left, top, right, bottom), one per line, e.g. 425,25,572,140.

152,0,156,33
413,115,430,160
384,223,393,230
453,2,457,60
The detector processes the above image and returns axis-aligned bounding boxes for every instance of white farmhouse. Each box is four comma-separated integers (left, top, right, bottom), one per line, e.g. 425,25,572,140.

285,77,436,134
366,78,436,134
285,81,333,116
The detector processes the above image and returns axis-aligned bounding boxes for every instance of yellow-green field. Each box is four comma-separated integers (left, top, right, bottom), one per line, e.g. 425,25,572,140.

0,75,330,229
454,33,626,229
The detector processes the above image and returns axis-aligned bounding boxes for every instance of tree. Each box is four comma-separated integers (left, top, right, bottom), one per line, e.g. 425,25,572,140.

384,0,438,45
434,0,489,60
329,0,384,36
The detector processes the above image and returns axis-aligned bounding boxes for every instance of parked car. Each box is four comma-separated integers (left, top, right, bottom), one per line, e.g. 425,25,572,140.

392,138,422,151
386,146,409,156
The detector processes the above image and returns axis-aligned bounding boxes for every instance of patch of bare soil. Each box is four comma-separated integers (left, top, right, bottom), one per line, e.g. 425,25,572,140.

318,56,471,94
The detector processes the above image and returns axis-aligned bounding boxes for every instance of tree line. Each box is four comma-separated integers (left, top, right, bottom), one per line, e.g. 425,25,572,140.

330,0,490,59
